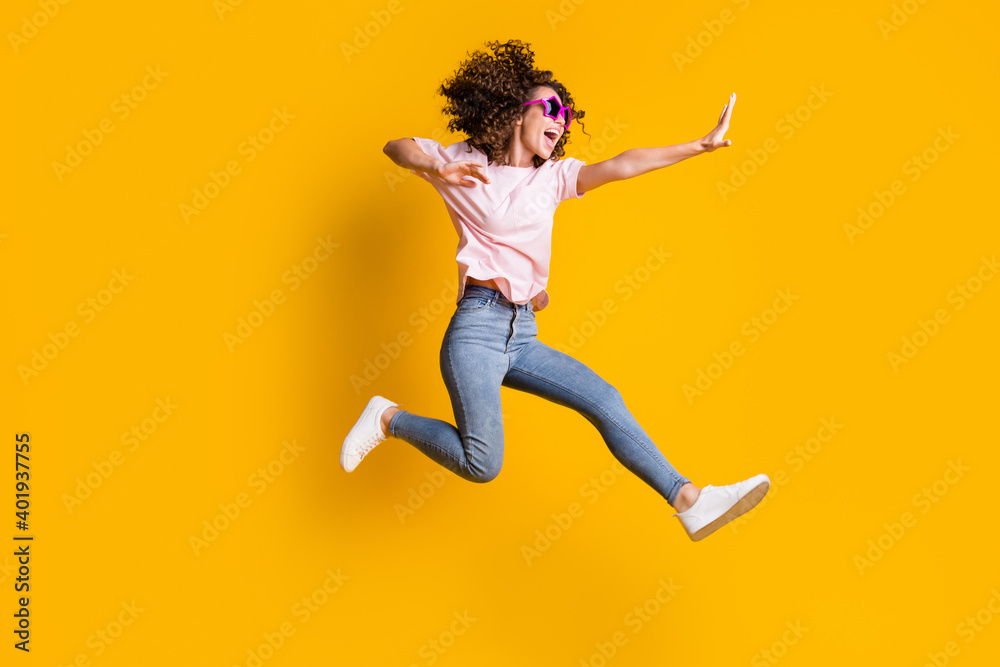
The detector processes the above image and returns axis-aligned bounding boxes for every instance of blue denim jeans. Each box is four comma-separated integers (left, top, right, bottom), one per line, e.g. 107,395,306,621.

388,284,692,507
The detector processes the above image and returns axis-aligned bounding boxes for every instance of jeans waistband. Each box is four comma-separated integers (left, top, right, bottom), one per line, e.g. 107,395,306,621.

463,284,533,311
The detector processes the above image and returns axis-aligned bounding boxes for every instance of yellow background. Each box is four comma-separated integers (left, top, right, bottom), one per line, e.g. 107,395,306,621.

3,0,998,665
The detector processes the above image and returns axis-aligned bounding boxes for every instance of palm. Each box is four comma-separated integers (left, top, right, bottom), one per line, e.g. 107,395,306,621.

700,92,736,152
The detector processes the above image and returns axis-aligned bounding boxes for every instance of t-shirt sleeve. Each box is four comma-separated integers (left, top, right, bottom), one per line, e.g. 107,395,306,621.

409,136,446,180
411,136,446,161
555,156,587,202
410,137,485,187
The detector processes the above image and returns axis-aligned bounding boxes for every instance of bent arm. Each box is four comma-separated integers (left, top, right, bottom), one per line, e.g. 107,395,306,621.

383,137,444,176
576,140,707,194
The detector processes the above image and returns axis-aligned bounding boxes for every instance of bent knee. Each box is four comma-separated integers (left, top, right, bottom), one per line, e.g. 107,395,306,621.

459,433,504,483
467,460,502,483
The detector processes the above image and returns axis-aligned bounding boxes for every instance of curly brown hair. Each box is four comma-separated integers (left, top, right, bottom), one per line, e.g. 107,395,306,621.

436,39,589,169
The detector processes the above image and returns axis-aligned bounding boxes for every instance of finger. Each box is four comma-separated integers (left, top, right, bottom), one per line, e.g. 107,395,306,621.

469,165,490,183
719,96,734,124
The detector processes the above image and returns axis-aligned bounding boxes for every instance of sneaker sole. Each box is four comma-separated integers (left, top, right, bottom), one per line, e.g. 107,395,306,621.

688,478,770,542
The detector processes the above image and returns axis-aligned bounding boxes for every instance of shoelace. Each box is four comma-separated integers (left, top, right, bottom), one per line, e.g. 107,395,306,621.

353,430,385,460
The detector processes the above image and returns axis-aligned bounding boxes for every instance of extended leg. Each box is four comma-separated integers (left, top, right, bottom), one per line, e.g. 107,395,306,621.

503,338,693,507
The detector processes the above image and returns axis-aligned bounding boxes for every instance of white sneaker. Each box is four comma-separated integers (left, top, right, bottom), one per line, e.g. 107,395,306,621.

340,395,398,473
672,473,770,541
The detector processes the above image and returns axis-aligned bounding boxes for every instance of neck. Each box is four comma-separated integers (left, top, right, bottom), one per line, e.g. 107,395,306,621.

504,127,536,168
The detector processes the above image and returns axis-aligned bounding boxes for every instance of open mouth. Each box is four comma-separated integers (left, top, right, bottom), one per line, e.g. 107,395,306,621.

543,129,560,148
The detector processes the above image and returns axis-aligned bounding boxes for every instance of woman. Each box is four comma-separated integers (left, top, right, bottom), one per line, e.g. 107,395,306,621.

342,39,769,541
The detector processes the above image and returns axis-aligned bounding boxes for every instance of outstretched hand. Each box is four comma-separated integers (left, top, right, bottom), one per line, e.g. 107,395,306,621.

699,92,736,152
437,160,491,187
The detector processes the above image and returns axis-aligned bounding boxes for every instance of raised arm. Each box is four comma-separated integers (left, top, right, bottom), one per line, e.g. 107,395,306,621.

383,138,490,188
576,92,737,195
383,138,445,176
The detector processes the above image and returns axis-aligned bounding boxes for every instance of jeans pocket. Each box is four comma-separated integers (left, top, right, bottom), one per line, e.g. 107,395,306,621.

457,296,490,311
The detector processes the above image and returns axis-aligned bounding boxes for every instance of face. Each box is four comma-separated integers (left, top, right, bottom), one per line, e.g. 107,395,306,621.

517,86,569,159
